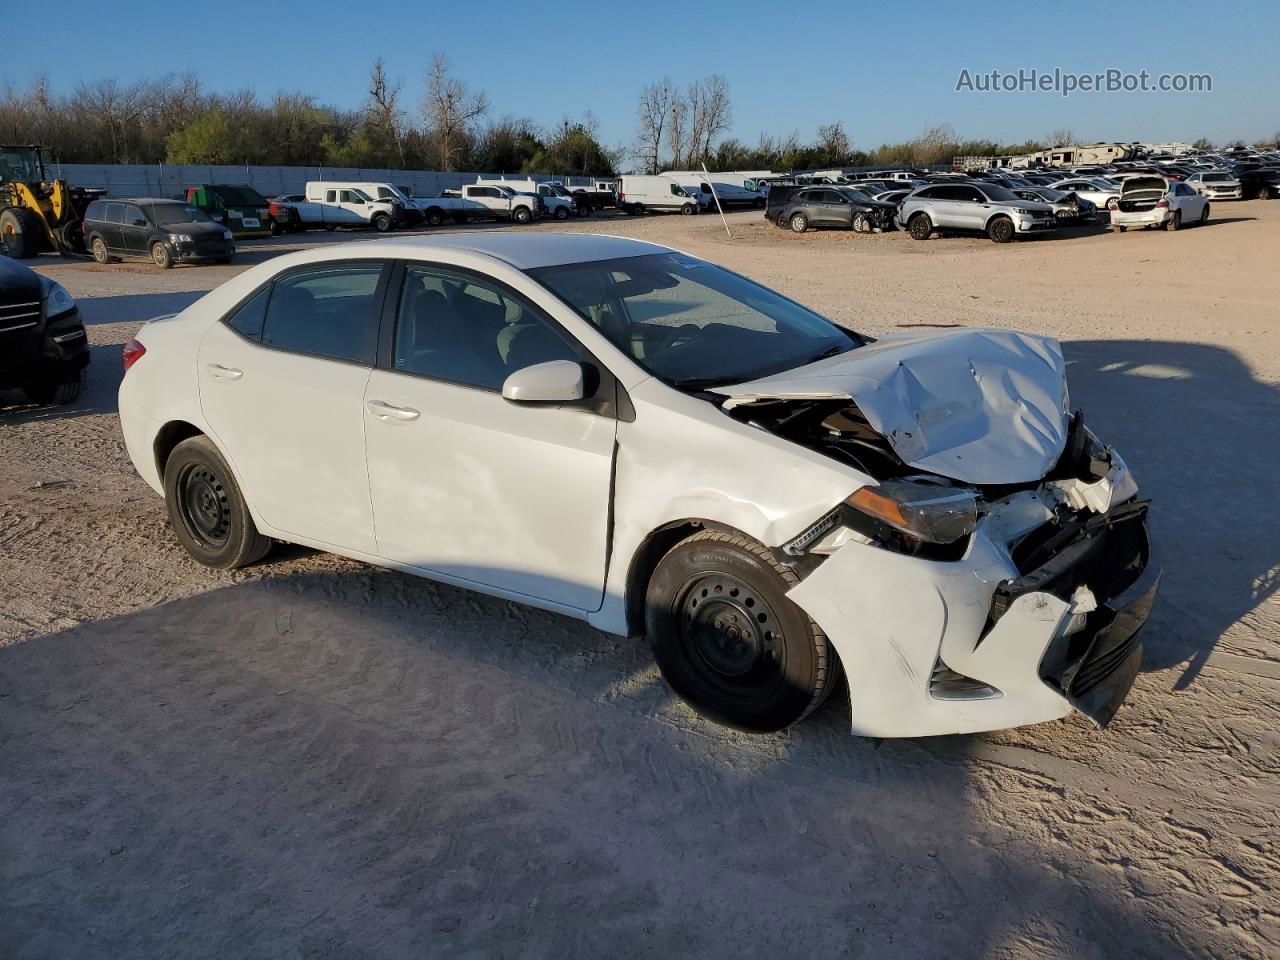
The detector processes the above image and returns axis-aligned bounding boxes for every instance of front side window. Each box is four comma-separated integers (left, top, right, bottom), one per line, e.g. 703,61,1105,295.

149,204,211,225
260,264,384,364
125,205,147,225
530,253,861,389
393,265,582,391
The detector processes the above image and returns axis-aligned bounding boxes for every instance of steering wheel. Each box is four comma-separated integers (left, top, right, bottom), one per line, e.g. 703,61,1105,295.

654,323,702,354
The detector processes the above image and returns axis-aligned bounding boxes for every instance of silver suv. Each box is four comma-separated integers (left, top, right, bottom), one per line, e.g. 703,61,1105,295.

897,181,1057,243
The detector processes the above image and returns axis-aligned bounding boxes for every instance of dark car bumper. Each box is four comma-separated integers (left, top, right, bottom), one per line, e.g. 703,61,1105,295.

0,306,89,384
172,238,235,262
991,500,1158,728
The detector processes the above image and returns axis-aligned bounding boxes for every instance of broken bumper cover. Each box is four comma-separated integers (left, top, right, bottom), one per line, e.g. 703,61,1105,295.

787,494,1158,738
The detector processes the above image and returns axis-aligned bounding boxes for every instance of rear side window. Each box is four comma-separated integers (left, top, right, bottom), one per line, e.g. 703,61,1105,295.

85,201,108,222
104,202,127,224
226,286,270,341
260,264,384,365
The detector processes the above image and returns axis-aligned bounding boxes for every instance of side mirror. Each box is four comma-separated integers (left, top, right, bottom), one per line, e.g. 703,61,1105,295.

132,218,147,226
501,360,585,404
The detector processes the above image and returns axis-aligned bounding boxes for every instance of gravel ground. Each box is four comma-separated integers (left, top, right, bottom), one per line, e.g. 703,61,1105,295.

2,204,1278,959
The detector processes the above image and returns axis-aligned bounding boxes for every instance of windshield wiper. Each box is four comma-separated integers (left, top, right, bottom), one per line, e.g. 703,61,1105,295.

670,375,746,391
800,343,850,366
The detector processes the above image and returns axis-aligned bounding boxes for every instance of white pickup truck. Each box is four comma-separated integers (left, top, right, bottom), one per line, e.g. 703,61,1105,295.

289,182,402,232
413,184,542,226
474,179,585,220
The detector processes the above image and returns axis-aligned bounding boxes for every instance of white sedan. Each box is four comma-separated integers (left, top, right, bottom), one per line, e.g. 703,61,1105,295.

1048,177,1122,211
119,234,1159,737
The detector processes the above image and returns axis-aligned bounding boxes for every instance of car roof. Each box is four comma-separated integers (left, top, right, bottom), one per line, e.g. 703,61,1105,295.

307,233,671,270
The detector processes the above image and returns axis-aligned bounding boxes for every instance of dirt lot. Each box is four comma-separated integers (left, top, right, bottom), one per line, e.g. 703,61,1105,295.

2,204,1278,959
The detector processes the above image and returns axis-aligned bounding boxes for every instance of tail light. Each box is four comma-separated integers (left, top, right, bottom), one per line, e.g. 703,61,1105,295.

268,202,280,216
122,338,146,372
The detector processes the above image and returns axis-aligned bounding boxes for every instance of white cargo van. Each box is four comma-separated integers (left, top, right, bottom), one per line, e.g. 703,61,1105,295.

617,175,699,215
664,171,768,208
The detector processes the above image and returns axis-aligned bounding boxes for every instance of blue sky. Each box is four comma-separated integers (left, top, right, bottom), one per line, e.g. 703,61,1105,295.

8,0,1279,151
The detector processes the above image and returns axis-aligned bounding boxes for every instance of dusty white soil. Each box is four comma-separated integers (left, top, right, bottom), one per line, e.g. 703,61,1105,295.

2,204,1278,959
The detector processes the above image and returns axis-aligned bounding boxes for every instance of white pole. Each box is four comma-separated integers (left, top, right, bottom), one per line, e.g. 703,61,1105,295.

702,162,731,239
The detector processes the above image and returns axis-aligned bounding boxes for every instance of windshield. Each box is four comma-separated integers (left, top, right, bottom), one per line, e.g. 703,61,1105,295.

0,146,43,183
529,253,860,389
836,188,875,203
976,184,1019,202
547,184,572,197
1202,173,1231,182
209,185,267,206
149,204,212,225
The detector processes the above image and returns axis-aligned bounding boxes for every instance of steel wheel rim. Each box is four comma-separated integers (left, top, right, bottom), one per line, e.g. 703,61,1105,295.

178,464,231,548
676,573,786,701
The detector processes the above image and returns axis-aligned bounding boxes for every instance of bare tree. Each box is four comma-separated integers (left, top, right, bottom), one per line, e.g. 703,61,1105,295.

668,91,689,169
368,58,405,167
69,78,155,164
423,53,488,171
815,121,851,163
634,77,674,174
1045,127,1076,147
696,74,731,161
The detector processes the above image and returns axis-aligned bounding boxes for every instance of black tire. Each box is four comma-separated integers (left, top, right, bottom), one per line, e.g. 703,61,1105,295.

1115,225,1128,233
852,212,871,234
0,206,41,259
629,203,644,216
151,241,174,269
324,223,337,232
554,206,569,221
789,213,808,233
21,367,84,406
987,216,1015,243
776,212,788,229
1200,203,1210,224
1167,210,1182,232
646,529,839,732
425,208,445,227
512,206,532,224
753,197,766,209
270,218,283,236
90,236,113,264
163,435,272,570
59,220,86,254
680,203,696,216
908,212,932,240
372,213,393,233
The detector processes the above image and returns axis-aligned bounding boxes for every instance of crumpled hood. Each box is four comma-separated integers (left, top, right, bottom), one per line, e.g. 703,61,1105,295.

712,328,1070,485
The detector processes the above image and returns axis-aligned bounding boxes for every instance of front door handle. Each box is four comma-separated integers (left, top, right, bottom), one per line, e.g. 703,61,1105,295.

366,399,421,422
206,363,243,381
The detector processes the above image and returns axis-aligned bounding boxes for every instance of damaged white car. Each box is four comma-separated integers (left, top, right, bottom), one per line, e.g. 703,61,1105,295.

119,234,1159,737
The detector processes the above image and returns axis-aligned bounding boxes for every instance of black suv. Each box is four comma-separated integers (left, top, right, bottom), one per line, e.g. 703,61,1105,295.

773,186,898,234
82,198,235,269
0,251,88,404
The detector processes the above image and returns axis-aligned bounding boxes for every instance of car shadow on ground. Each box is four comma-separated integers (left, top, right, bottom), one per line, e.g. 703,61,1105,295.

0,567,1208,960
1062,339,1280,687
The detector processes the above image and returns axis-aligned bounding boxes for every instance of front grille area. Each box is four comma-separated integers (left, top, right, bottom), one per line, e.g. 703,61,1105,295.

0,301,41,334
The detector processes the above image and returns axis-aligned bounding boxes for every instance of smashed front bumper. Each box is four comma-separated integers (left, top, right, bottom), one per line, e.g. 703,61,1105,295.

787,459,1158,737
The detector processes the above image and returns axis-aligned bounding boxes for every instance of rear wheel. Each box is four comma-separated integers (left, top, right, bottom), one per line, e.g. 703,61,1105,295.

163,435,272,570
59,220,85,254
753,197,766,209
90,236,113,264
1167,210,1182,231
987,216,1015,243
324,223,337,232
789,213,808,233
646,529,839,732
151,241,174,269
908,212,933,240
0,207,41,259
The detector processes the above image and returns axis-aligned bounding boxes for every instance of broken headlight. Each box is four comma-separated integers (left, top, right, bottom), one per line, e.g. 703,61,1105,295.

845,480,978,545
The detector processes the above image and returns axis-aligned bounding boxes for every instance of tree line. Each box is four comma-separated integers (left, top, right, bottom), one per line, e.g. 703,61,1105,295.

0,57,622,177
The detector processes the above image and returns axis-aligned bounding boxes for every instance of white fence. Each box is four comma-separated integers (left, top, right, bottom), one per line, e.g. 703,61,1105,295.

52,163,599,199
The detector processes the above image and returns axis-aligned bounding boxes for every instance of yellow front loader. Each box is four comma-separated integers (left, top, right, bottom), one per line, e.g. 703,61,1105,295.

0,145,103,258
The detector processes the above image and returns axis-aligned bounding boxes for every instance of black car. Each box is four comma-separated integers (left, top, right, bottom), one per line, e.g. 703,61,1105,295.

773,186,897,234
82,198,235,269
1236,167,1280,199
0,251,88,404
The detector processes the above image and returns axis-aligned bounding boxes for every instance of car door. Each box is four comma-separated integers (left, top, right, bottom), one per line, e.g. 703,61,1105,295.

338,189,367,225
362,261,617,611
120,204,151,256
98,202,127,253
197,260,390,555
956,185,989,228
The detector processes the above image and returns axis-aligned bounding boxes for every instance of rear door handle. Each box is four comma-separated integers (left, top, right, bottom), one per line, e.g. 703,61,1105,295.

206,363,243,381
366,399,420,422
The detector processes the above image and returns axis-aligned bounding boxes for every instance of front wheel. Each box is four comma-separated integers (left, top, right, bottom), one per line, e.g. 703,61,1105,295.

987,216,1015,243
554,206,569,220
789,213,808,233
372,213,392,232
681,203,696,216
908,212,933,240
852,212,871,233
324,223,337,232
22,367,84,406
163,435,272,570
646,530,839,732
512,206,532,224
1200,204,1210,225
151,241,174,269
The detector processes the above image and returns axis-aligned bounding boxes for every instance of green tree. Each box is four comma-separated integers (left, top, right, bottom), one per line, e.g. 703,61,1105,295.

165,108,237,163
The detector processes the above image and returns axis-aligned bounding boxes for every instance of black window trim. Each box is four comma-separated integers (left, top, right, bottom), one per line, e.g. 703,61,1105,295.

217,258,394,369
377,258,625,418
